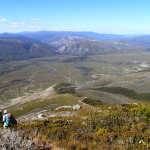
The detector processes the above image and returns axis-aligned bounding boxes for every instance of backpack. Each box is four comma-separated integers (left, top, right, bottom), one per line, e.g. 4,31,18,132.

5,113,12,126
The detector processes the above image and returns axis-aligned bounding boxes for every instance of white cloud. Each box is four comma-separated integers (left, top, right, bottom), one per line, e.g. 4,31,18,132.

10,21,25,25
29,18,40,21
0,18,7,22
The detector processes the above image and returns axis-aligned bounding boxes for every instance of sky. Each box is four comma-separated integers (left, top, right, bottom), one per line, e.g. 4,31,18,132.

0,0,150,34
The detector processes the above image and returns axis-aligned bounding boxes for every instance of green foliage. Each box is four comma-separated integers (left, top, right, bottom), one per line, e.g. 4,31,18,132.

54,83,75,94
54,83,71,90
139,106,150,123
82,97,103,106
96,87,150,102
17,104,150,150
57,87,75,94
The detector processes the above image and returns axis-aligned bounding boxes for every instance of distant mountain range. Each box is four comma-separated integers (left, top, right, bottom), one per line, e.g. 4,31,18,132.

0,31,126,41
0,31,150,61
19,31,127,40
0,37,57,62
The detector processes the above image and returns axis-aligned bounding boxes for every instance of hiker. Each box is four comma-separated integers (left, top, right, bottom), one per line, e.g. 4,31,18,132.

3,110,17,128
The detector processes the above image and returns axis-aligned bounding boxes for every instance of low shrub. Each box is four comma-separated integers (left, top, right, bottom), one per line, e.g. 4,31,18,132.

83,97,103,106
17,104,150,150
96,87,150,102
54,83,75,94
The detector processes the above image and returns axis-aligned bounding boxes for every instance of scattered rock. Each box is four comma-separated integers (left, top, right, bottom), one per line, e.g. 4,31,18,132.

55,105,72,110
38,114,43,119
73,105,81,110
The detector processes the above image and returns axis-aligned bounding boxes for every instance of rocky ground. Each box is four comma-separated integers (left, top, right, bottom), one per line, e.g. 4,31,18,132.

0,128,35,150
0,128,63,150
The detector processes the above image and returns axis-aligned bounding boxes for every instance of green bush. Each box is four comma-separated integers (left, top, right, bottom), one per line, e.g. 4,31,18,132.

83,98,103,106
54,83,75,94
17,104,150,150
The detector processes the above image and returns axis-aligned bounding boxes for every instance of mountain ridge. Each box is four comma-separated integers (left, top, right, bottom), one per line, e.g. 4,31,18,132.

0,37,58,62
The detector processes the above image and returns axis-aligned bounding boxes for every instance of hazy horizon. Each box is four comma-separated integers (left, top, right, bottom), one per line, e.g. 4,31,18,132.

0,30,150,36
1,0,150,34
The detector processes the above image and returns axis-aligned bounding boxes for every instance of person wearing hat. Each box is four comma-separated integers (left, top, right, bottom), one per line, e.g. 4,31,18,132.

3,109,12,128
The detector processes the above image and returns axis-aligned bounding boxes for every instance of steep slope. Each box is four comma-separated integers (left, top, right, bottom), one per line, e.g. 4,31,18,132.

58,39,147,55
58,40,115,55
42,35,89,49
0,38,57,62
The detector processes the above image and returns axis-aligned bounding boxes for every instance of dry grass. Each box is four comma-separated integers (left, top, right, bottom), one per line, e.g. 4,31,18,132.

8,94,80,118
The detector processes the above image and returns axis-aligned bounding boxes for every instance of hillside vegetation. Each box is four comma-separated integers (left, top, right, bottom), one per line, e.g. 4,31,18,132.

17,103,150,150
0,38,57,62
95,87,150,102
1,32,150,149
8,94,80,118
1,53,150,107
54,83,75,94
